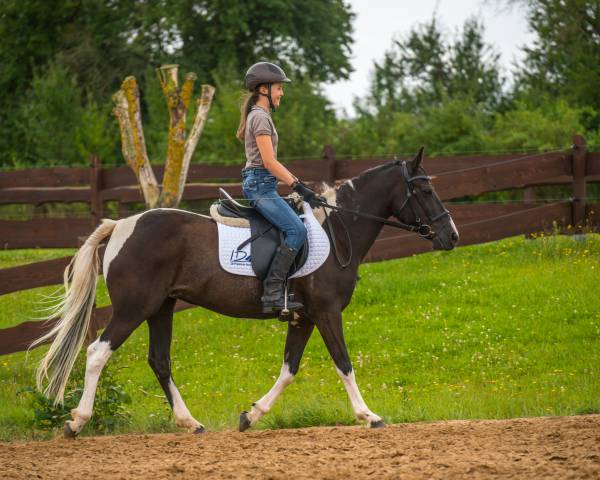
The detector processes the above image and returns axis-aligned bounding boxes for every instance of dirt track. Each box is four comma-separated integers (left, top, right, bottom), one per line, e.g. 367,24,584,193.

2,415,599,479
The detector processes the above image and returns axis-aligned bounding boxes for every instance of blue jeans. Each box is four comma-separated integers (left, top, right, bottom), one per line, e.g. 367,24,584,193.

242,167,307,251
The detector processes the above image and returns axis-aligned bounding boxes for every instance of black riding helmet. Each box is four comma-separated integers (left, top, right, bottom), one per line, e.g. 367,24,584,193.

244,62,291,111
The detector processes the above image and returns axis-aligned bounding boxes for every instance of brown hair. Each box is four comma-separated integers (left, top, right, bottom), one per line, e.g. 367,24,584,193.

236,89,260,141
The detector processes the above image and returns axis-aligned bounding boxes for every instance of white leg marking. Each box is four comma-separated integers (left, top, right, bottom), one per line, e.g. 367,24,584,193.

168,379,203,431
247,362,294,425
67,339,112,434
336,368,382,425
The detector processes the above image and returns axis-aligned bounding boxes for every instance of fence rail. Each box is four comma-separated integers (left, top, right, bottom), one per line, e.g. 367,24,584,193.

1,135,599,355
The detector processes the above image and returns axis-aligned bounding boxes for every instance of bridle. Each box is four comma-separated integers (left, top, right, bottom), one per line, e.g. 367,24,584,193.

317,160,451,268
395,160,451,236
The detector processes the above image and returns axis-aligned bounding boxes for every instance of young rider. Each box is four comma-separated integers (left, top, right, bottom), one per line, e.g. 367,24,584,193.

236,61,321,314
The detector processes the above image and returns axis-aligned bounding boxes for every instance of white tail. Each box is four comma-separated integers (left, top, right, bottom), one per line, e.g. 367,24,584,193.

31,219,118,405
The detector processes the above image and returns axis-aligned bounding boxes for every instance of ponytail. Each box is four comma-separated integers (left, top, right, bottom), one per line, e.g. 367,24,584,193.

236,90,260,141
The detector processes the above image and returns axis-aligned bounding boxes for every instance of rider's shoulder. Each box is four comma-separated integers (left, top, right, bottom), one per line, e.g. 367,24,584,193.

249,106,271,118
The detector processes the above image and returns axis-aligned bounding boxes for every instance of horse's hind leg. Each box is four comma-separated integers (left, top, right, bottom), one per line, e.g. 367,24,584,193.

65,311,146,437
239,318,315,431
147,298,205,433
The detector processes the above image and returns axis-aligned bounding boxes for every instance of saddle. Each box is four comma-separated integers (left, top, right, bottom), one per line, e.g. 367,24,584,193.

212,189,309,280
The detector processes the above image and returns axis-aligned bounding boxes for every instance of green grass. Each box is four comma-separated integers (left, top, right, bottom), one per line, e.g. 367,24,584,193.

0,234,599,440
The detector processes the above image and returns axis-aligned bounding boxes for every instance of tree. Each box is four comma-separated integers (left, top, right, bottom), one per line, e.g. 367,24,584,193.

0,0,355,166
510,0,600,128
169,0,354,83
361,16,505,114
113,66,215,209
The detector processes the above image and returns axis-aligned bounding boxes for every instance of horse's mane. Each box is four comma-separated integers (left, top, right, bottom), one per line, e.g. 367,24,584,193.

352,161,398,186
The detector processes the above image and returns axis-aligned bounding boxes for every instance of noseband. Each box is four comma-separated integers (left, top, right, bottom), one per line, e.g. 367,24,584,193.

317,161,451,268
396,160,451,238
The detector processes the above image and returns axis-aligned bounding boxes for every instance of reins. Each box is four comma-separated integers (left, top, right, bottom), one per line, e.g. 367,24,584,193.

315,159,451,269
317,200,433,236
317,199,431,270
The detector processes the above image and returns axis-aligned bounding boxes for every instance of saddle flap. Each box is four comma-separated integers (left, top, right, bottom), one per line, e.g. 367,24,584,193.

211,190,310,279
247,210,309,281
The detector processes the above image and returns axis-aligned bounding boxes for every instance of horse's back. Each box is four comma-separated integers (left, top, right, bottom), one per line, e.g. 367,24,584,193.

102,208,214,283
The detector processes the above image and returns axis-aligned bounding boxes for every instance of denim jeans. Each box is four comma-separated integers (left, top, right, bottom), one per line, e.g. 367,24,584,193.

242,167,307,251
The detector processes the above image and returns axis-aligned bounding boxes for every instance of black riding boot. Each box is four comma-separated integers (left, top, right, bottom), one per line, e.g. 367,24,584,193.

261,245,303,314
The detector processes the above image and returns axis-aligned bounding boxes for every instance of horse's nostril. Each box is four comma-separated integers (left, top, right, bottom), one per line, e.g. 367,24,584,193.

451,232,459,242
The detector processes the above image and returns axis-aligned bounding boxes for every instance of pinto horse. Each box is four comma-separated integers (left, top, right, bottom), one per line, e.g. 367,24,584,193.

33,148,458,437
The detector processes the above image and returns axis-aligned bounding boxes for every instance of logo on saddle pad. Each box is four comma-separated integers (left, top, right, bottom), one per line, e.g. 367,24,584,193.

217,202,330,278
230,248,251,264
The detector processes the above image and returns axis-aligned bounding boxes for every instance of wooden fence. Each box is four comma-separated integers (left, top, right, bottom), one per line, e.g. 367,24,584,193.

1,135,599,355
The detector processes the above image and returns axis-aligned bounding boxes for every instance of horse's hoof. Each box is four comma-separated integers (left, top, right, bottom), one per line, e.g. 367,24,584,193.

239,411,252,432
193,426,206,434
370,420,385,429
63,422,78,439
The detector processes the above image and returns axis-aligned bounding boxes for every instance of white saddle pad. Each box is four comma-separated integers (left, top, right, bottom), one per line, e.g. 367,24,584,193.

217,202,330,278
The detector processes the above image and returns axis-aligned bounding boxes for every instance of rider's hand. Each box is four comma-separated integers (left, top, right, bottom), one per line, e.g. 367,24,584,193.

292,181,323,208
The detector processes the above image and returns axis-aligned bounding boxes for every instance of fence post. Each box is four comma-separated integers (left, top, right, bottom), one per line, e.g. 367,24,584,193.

523,187,536,204
323,145,336,183
572,134,587,228
89,155,103,229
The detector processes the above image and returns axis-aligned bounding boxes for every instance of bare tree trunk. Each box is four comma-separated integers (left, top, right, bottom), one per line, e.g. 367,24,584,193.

113,65,214,210
112,78,160,209
176,84,216,205
157,65,196,208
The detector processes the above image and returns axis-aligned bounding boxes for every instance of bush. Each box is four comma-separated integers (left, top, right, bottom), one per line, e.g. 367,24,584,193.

19,354,131,434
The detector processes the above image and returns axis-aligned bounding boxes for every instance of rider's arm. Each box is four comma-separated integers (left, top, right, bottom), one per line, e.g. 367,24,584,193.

256,135,297,186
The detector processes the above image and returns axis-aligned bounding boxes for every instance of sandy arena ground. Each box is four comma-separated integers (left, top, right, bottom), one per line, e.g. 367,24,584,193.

1,415,599,479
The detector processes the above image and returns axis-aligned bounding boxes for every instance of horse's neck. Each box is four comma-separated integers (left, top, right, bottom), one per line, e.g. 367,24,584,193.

333,174,395,265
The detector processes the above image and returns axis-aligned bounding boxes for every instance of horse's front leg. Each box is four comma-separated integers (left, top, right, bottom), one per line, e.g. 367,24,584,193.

239,318,314,431
315,311,385,428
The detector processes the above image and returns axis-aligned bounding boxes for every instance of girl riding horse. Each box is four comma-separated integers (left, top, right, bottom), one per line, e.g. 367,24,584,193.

237,62,322,315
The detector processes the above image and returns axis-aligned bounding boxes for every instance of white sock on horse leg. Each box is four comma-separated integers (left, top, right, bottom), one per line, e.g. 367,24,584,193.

336,367,382,425
168,379,203,431
248,362,294,424
67,339,112,433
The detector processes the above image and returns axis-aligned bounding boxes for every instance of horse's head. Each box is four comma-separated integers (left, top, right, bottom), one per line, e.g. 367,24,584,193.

391,147,459,250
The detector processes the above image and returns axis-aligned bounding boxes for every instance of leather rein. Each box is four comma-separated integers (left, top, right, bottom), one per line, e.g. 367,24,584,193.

318,160,451,268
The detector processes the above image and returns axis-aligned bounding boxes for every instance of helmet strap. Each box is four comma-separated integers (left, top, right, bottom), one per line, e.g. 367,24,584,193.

258,83,276,112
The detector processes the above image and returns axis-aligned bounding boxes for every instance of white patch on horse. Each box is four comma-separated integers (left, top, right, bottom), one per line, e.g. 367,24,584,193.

66,339,112,435
449,216,458,236
312,183,338,225
168,379,203,431
247,362,294,425
103,208,213,279
336,367,382,426
102,212,144,280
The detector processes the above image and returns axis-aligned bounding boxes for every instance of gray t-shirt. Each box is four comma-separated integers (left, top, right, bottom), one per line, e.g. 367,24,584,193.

244,106,278,169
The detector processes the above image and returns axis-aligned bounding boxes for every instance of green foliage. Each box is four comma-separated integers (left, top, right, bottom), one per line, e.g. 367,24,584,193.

171,0,354,83
15,64,117,167
1,1,600,170
512,0,600,129
486,98,591,151
362,17,504,114
19,354,131,434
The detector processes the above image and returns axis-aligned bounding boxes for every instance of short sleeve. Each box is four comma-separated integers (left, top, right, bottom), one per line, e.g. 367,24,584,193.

249,112,272,137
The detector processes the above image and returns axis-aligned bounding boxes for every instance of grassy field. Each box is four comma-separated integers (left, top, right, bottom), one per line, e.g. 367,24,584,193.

0,233,598,441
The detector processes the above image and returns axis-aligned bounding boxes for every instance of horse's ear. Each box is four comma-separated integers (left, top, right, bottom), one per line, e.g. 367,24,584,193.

413,147,425,171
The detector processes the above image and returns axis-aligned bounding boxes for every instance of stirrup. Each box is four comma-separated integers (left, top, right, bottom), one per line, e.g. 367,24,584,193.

262,286,303,314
